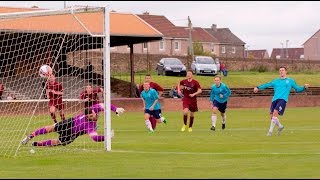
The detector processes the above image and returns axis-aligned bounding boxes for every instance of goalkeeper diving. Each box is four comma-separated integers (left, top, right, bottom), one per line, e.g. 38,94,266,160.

21,103,125,147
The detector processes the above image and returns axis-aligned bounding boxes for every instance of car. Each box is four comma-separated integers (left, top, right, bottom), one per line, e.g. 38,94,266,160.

156,58,187,76
191,56,219,75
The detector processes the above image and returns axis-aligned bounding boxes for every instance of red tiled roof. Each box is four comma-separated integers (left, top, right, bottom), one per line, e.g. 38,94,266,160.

204,27,245,45
137,14,188,38
176,26,218,43
246,50,269,59
270,48,304,59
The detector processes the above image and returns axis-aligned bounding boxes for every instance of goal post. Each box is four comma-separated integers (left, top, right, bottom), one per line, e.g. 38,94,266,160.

0,6,112,157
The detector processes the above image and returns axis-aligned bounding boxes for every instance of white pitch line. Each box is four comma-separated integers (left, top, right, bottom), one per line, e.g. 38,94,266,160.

113,128,320,132
110,150,320,155
112,141,320,145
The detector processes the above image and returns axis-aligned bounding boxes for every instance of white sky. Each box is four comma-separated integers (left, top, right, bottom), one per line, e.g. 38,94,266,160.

1,1,320,54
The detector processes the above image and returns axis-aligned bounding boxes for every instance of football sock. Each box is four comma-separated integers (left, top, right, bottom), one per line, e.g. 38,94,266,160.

273,116,283,128
222,114,226,124
268,118,277,133
145,120,153,131
60,113,65,121
183,115,188,125
51,113,57,123
189,116,194,128
211,114,217,127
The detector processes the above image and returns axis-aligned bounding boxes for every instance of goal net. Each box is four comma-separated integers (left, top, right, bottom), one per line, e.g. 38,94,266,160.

0,6,112,157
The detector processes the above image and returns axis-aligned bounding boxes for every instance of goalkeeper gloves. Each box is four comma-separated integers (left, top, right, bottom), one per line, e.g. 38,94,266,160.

115,107,125,116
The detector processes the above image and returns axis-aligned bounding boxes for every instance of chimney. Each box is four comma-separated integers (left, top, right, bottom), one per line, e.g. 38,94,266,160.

211,24,217,31
143,11,150,15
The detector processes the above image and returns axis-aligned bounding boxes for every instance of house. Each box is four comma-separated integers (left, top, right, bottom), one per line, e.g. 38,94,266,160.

176,26,218,55
113,14,246,58
112,12,189,56
270,48,304,60
303,29,320,60
245,50,269,59
204,24,246,58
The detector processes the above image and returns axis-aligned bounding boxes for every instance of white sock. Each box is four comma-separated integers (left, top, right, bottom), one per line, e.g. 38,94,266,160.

145,120,153,131
273,117,283,128
211,114,217,127
160,116,165,123
222,114,226,124
268,118,277,133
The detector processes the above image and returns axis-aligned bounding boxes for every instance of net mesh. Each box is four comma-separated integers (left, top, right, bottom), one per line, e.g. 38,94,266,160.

0,7,107,157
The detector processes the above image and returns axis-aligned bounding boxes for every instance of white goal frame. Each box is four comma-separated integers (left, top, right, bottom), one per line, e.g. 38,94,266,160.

0,5,112,155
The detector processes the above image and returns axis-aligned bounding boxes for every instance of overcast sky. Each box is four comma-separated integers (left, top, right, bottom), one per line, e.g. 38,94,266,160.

1,1,320,54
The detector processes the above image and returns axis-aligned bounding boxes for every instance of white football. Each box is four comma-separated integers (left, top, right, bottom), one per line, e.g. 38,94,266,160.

39,65,52,78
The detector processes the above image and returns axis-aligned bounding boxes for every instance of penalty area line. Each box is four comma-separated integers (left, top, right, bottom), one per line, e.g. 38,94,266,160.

110,150,320,155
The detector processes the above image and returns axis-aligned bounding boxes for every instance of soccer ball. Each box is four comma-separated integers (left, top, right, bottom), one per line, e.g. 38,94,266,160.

39,65,52,78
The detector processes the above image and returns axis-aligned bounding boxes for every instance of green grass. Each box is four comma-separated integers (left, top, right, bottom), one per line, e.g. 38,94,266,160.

1,107,320,178
112,71,320,88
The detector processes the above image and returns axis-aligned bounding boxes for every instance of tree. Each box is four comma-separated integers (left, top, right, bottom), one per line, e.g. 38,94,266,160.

193,41,212,56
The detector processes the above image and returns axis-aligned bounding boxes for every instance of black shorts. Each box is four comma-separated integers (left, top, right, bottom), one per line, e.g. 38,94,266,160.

54,118,77,146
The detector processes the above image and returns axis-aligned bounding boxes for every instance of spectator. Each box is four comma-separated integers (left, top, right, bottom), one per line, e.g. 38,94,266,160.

169,85,183,98
0,82,4,100
220,63,228,77
135,84,141,98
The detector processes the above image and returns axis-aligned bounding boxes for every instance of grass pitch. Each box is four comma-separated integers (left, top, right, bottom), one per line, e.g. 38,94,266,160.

0,107,319,178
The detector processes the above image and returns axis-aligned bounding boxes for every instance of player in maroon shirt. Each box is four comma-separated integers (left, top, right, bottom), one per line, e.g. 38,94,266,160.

177,70,202,132
138,74,164,130
80,85,104,108
46,74,65,123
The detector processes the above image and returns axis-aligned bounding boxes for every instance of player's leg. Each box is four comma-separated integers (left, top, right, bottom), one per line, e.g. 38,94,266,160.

210,100,218,131
32,139,61,147
149,116,157,130
181,101,189,132
219,102,227,130
57,102,65,121
155,109,167,125
269,99,286,136
187,102,198,132
144,110,154,133
267,100,279,136
21,124,55,145
188,111,195,132
49,105,57,123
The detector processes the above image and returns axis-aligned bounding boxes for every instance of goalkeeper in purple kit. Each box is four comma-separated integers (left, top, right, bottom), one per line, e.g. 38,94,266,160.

21,103,125,146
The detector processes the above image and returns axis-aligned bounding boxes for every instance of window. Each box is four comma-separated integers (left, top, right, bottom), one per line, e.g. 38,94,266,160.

232,47,236,54
174,41,180,51
222,46,226,53
143,43,148,50
159,40,165,51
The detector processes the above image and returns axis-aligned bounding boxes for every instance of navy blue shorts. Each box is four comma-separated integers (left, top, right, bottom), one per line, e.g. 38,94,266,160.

144,109,162,119
270,99,287,116
212,100,228,113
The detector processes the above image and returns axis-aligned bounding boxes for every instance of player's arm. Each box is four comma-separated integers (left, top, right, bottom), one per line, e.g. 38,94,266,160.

141,96,146,110
45,87,50,99
88,130,104,142
291,80,309,93
154,83,164,98
149,91,159,110
191,82,202,97
177,82,184,94
97,103,125,115
254,80,274,92
209,86,215,101
223,85,232,98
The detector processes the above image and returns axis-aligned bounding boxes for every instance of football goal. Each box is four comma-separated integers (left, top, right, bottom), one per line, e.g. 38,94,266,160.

0,6,112,157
